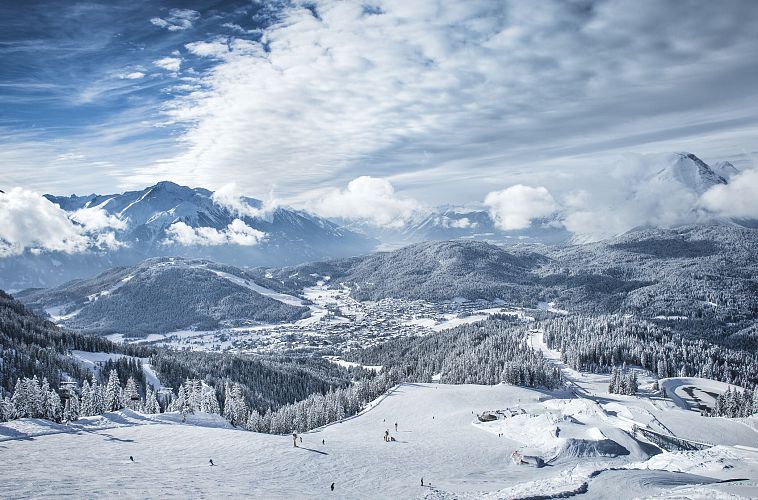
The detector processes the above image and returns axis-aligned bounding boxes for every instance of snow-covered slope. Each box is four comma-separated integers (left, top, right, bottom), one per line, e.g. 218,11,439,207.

1,382,756,499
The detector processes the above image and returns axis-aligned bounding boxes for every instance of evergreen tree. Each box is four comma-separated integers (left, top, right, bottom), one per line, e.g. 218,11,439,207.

200,389,220,415
0,397,16,422
80,380,93,417
104,370,123,412
64,392,80,422
246,409,262,432
143,386,160,414
11,379,29,418
46,389,62,422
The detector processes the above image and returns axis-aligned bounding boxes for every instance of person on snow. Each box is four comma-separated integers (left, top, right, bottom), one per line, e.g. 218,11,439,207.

384,429,389,442
129,456,134,462
209,459,215,466
293,433,298,447
421,478,424,486
394,422,398,432
300,436,303,444
330,482,335,491
322,439,325,445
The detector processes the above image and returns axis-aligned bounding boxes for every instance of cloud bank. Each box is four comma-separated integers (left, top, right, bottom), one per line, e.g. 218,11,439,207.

0,189,123,257
484,185,557,230
211,183,277,219
165,219,265,246
311,176,419,228
138,0,758,206
700,168,758,219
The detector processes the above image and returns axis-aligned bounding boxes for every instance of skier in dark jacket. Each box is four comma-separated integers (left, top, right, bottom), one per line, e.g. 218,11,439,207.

129,456,134,462
209,459,215,466
330,482,335,491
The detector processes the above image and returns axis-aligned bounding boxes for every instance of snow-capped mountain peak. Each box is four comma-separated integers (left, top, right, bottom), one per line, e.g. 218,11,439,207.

651,152,727,194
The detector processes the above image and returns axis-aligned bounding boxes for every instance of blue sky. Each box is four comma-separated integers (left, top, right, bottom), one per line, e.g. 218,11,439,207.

2,0,758,220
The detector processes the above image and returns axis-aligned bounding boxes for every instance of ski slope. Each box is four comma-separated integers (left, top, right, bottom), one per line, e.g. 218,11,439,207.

1,383,757,499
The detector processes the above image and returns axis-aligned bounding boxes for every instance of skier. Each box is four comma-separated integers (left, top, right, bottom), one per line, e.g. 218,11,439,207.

330,482,335,491
322,439,325,445
293,433,298,447
384,429,389,442
209,459,215,466
421,477,424,486
394,422,398,432
129,456,134,462
300,436,303,444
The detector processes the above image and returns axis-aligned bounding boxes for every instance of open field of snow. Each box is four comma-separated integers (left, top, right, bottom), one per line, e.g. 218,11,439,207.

1,382,756,499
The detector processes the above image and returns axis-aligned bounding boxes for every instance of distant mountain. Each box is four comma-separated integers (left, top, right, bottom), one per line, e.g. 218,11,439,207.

17,257,309,336
711,160,740,180
644,152,728,195
348,153,738,246
1,181,375,289
344,209,571,248
260,224,758,337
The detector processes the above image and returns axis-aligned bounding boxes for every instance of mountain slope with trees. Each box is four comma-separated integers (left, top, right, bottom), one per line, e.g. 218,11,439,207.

17,258,309,336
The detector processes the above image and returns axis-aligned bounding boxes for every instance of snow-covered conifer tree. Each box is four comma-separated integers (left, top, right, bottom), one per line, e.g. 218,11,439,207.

80,380,93,416
143,386,160,414
123,377,140,411
104,370,123,412
200,389,220,415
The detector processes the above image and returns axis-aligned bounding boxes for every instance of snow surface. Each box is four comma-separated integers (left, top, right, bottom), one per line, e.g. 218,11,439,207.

659,377,744,412
70,350,165,390
323,356,382,373
1,382,756,499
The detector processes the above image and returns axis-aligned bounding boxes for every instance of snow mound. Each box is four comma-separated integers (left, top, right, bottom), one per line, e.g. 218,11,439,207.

556,437,629,459
475,398,631,460
153,411,234,429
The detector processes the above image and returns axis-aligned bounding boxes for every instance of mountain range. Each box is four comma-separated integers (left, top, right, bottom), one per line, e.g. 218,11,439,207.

0,152,749,290
258,224,757,341
352,152,741,246
1,181,375,290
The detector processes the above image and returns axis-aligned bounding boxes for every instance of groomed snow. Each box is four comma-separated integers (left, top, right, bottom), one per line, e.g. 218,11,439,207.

1,382,756,499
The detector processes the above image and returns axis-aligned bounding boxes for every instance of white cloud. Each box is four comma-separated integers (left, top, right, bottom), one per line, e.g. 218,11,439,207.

122,71,146,80
70,207,127,232
558,153,715,240
700,168,758,219
0,189,123,257
211,183,277,219
484,185,557,230
448,217,473,229
153,57,182,72
164,219,265,246
150,9,199,31
133,0,758,205
310,176,419,228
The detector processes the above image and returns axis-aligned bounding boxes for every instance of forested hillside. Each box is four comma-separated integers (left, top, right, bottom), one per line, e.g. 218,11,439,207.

347,319,561,388
18,258,309,336
260,224,757,338
0,291,355,427
0,290,150,395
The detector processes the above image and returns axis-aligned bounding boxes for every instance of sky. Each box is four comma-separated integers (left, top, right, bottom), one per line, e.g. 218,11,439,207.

1,0,758,232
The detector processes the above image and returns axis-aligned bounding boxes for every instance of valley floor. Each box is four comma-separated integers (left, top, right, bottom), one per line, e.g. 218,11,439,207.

1,381,757,499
